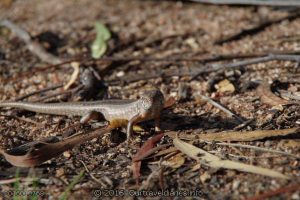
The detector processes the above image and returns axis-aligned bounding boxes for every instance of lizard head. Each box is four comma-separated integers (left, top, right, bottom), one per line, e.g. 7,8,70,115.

139,89,165,117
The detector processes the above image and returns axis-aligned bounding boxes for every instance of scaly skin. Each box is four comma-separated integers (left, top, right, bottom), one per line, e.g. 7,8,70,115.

0,89,165,141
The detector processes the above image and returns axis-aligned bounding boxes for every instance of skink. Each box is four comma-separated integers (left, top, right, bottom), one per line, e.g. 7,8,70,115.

0,89,165,141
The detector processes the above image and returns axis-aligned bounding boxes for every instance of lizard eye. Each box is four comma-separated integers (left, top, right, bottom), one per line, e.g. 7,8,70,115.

141,97,151,110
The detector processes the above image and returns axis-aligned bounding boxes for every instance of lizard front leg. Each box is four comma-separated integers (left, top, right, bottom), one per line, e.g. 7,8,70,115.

126,114,142,143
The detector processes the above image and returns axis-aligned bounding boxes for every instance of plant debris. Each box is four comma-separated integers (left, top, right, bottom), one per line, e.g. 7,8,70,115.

91,22,111,59
167,128,299,142
173,137,289,179
0,126,112,167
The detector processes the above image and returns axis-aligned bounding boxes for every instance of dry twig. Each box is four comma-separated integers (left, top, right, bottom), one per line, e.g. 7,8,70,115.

0,19,61,64
246,184,300,200
189,0,300,6
215,11,300,45
207,142,300,159
192,54,300,79
14,84,63,101
79,160,107,187
108,53,300,84
166,127,299,142
198,94,244,122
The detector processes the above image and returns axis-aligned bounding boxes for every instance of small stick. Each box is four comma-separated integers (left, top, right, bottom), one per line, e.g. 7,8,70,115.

0,19,62,64
32,90,72,103
205,141,300,159
246,184,300,200
14,84,63,101
233,119,254,130
215,11,300,45
223,153,283,160
5,50,300,84
109,53,300,84
63,62,80,90
0,114,39,125
32,85,83,103
189,0,300,6
198,94,244,122
1,19,81,90
191,54,300,79
79,160,107,187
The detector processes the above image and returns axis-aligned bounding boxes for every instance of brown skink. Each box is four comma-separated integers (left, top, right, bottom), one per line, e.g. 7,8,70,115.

0,89,165,141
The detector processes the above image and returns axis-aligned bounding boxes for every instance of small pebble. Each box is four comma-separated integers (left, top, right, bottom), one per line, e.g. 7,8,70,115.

63,151,71,158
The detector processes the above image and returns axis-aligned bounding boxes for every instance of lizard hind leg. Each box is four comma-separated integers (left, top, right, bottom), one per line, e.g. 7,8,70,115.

80,111,105,124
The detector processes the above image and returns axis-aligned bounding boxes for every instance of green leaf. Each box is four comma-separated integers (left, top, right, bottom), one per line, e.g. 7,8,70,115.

91,39,107,59
95,22,111,41
91,22,111,59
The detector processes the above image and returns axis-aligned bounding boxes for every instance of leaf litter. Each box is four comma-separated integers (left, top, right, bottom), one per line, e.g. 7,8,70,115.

173,137,290,179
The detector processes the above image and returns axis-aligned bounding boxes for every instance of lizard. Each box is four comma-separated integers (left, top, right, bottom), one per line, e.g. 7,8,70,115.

0,89,165,142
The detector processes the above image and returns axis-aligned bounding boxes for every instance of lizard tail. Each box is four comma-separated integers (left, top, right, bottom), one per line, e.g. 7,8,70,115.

0,101,79,116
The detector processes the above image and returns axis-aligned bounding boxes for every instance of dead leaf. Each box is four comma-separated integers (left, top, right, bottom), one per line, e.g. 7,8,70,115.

152,146,178,158
200,128,299,142
173,137,290,179
279,140,300,148
166,127,299,142
132,133,164,183
64,62,80,90
0,126,112,167
132,160,141,185
216,79,235,93
132,133,165,162
164,96,176,108
256,81,290,106
161,153,185,169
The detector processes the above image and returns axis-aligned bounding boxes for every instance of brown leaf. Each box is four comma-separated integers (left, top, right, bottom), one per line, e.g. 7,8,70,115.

256,81,290,106
132,161,141,185
166,128,299,142
0,126,112,167
201,128,299,142
132,133,164,183
164,97,176,108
